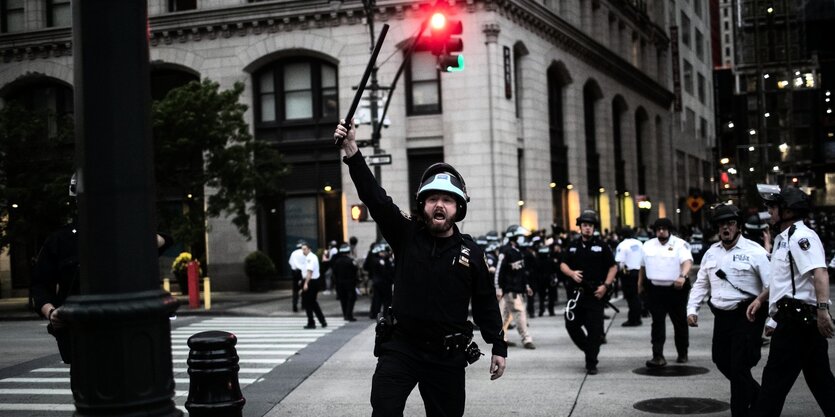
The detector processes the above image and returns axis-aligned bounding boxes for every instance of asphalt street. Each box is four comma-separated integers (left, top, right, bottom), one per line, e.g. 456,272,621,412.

0,286,833,416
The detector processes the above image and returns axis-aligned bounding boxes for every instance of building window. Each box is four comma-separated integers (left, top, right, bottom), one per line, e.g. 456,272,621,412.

685,107,696,135
723,8,728,17
46,0,71,27
725,47,731,57
168,0,196,12
683,59,693,94
695,29,704,60
700,116,708,139
406,52,441,115
253,58,339,143
693,0,701,18
680,12,691,48
697,73,706,103
1,0,25,33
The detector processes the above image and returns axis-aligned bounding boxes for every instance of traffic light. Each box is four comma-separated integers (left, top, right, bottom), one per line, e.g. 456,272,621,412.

350,204,369,222
414,11,464,72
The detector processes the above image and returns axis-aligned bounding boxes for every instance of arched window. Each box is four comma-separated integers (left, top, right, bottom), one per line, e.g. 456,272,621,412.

583,80,603,199
254,57,338,143
548,62,571,228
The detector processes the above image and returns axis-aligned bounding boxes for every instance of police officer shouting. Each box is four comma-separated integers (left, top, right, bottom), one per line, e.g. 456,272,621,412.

747,185,835,417
687,204,770,417
639,218,694,367
560,210,617,374
334,122,506,417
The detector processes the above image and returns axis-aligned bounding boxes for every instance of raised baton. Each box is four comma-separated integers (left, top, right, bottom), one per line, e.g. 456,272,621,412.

335,23,390,147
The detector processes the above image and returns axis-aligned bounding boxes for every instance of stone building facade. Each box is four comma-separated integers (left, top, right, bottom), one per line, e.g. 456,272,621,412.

0,0,715,292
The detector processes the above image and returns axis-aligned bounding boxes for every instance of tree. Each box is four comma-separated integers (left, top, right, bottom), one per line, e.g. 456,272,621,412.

0,103,75,252
152,79,288,256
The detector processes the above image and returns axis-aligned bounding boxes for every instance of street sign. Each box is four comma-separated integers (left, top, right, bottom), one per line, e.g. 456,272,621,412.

366,154,392,166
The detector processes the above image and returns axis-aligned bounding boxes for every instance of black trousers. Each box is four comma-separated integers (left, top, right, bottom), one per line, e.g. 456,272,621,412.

751,319,835,417
565,289,605,369
302,283,326,326
371,340,466,417
537,274,558,315
291,270,302,311
710,302,767,417
646,280,690,358
335,281,356,320
621,270,642,323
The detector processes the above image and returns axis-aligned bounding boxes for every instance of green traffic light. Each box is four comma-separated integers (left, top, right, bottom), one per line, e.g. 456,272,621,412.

447,55,465,72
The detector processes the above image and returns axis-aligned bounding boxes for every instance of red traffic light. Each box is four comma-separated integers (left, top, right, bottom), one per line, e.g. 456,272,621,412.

430,12,447,30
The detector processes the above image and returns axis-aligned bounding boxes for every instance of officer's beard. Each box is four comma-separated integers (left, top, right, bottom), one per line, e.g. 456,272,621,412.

422,208,454,236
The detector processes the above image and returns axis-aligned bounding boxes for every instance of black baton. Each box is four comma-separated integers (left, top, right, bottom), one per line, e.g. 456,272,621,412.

335,23,390,147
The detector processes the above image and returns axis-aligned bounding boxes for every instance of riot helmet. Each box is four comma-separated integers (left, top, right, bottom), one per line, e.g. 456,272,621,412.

744,213,769,231
415,162,469,221
710,203,742,225
505,225,529,238
338,243,351,254
576,210,600,227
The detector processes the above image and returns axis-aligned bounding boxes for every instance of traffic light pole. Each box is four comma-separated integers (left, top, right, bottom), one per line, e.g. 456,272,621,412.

363,0,383,242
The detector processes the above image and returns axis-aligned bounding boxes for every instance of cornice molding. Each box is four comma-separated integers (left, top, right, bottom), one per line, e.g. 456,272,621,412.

0,0,672,107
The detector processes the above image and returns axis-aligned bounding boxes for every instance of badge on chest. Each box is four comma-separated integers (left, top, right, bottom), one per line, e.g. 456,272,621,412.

458,246,470,268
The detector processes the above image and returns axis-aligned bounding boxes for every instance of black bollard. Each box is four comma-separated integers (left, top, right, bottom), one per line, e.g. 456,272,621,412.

185,331,246,417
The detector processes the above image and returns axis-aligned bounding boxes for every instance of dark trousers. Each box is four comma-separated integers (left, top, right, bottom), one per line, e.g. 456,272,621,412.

291,270,302,311
370,279,392,319
621,270,642,323
646,280,690,358
371,342,466,417
751,320,835,417
565,289,605,369
302,283,326,326
710,302,767,417
336,282,356,320
527,281,537,317
537,275,558,316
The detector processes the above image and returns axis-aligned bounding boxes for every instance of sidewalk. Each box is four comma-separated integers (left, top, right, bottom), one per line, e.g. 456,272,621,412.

0,288,303,320
263,295,831,417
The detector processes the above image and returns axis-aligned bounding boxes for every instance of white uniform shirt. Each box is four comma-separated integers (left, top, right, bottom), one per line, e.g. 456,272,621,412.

304,252,320,279
641,235,694,286
288,248,306,271
767,220,828,318
687,236,770,316
615,238,643,270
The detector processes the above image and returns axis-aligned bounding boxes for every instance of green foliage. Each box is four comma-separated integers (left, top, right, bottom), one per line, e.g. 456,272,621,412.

152,79,288,250
244,250,277,280
0,103,75,250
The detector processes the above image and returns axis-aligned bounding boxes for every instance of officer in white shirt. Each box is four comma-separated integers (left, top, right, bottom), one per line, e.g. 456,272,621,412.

301,243,327,329
687,204,770,417
615,227,644,327
287,240,308,312
638,218,694,368
746,185,835,417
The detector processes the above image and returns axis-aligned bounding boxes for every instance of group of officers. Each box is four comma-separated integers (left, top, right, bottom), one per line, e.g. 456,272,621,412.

339,114,833,416
474,183,834,417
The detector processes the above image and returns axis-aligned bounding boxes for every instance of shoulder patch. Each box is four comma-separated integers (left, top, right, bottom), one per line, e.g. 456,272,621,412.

683,242,690,250
798,238,810,251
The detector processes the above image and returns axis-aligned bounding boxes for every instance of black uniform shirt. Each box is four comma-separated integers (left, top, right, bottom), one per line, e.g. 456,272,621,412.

30,224,80,316
345,150,506,357
563,236,616,286
331,254,358,285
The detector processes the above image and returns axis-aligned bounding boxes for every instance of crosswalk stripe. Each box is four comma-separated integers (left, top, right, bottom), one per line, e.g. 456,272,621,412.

174,358,285,364
0,377,258,385
29,368,275,374
173,350,301,355
0,403,75,411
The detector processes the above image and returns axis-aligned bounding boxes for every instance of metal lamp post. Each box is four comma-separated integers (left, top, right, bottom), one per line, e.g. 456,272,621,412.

62,1,181,415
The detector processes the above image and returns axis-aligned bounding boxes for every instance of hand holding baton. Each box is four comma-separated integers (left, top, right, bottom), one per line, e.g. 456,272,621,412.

335,23,390,147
